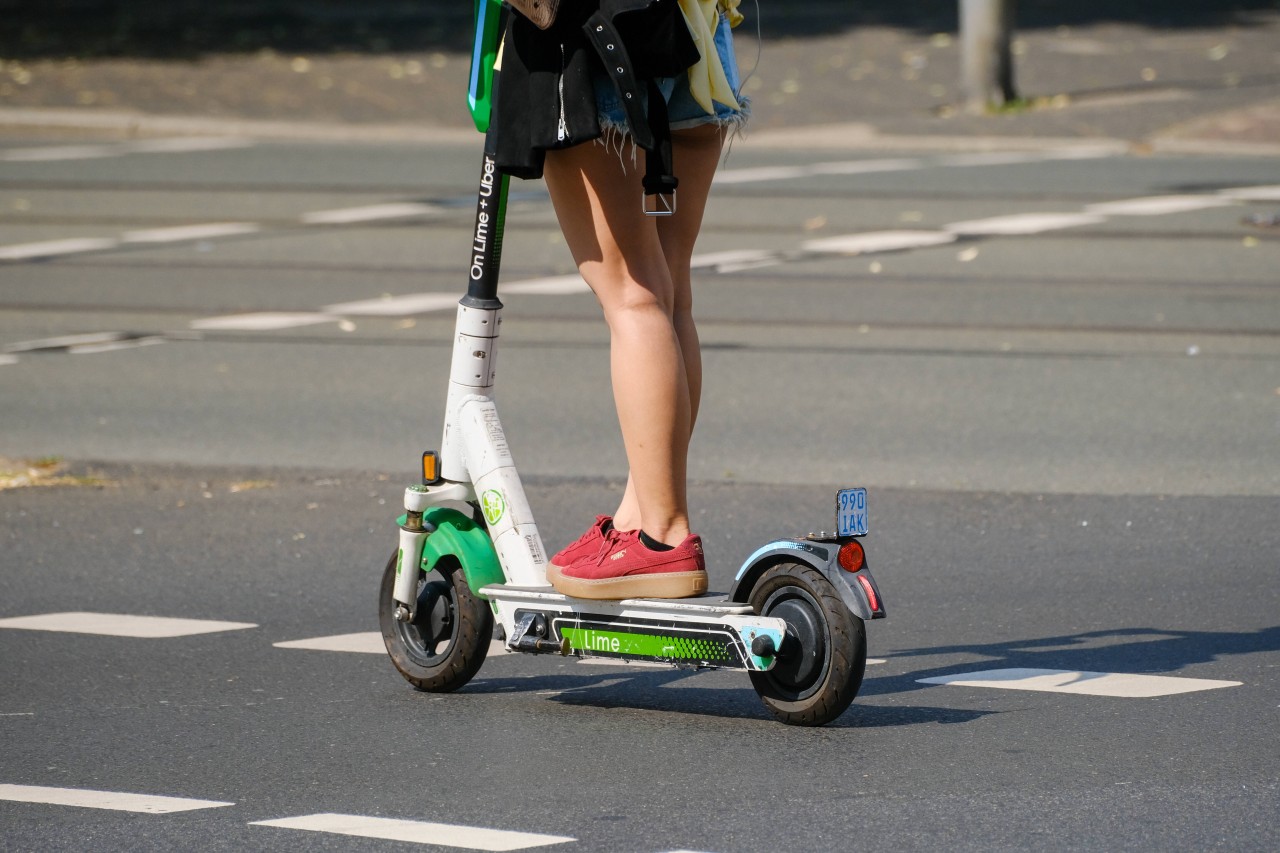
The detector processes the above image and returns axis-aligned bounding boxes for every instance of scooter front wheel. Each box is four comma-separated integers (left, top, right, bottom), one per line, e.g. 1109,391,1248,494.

748,562,867,726
379,552,492,692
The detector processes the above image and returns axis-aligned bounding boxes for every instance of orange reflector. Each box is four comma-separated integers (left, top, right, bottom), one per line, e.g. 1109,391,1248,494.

837,540,865,573
422,451,441,484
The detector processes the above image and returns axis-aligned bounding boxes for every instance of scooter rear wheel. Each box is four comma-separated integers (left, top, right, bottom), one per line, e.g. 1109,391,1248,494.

748,562,867,726
379,552,492,692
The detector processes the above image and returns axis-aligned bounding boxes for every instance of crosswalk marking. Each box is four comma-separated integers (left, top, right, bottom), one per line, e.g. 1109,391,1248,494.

0,784,234,813
917,667,1241,698
250,813,575,850
0,612,257,638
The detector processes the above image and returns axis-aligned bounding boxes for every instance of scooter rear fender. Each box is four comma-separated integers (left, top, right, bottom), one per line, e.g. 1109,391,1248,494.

728,539,886,621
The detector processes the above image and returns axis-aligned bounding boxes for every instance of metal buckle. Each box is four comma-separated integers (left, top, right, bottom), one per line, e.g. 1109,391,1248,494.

642,190,677,217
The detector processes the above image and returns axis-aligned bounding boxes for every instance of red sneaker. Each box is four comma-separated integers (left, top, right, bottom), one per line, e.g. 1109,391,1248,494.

549,515,612,571
547,528,708,600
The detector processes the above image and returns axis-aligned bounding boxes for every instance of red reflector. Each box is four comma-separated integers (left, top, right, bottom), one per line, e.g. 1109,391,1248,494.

837,540,865,573
855,573,880,613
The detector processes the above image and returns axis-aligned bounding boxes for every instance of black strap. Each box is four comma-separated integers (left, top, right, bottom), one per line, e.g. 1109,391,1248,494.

582,10,678,197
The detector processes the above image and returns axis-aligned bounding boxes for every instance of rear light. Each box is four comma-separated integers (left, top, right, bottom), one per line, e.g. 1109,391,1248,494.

855,573,881,613
837,540,864,573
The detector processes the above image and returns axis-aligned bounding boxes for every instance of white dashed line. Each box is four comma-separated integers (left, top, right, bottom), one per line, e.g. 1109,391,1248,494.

917,668,1242,698
189,312,337,331
0,354,18,366
322,292,460,316
803,230,958,255
274,632,384,654
4,331,129,352
301,202,441,225
250,813,575,850
69,336,167,355
0,612,257,638
0,784,234,814
0,237,118,261
1219,184,1280,201
121,223,261,244
0,145,119,162
945,212,1107,236
502,275,591,295
1083,195,1236,216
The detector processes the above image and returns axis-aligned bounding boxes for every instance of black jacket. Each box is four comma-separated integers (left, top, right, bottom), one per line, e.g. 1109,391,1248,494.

493,0,700,185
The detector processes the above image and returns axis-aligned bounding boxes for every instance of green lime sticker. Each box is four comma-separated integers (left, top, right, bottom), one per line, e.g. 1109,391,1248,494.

480,489,506,525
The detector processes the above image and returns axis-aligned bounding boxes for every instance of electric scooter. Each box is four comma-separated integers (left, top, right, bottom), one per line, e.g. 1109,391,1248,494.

377,0,885,726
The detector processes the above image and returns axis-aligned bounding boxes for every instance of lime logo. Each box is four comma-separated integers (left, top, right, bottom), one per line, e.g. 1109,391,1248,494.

480,489,506,525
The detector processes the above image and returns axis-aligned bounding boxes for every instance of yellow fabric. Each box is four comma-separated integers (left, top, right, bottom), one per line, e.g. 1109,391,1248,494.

678,0,743,114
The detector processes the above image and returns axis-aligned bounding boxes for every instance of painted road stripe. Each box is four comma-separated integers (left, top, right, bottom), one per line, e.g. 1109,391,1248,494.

0,145,118,162
0,784,233,813
0,354,18,366
945,212,1106,236
301,202,440,225
917,667,1241,697
1083,195,1235,216
69,337,167,355
122,223,261,244
275,632,513,657
803,230,957,255
0,612,256,638
190,312,337,331
0,237,118,261
811,158,922,175
4,331,128,352
250,813,574,850
124,137,254,154
322,292,459,316
1219,184,1280,202
503,275,591,295
690,249,781,272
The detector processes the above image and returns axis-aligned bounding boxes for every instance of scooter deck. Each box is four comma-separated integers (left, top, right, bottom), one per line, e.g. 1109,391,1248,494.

480,584,779,671
479,584,754,615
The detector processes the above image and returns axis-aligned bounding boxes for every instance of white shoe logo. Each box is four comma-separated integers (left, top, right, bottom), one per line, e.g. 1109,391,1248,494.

611,550,627,561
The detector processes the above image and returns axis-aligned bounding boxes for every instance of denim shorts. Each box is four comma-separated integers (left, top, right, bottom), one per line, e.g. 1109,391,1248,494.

594,10,749,133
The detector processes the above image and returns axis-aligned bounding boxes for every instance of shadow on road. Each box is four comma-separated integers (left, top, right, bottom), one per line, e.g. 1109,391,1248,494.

2,0,1275,59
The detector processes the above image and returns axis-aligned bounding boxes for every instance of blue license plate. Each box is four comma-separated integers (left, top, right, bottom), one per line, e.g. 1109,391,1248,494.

836,488,868,537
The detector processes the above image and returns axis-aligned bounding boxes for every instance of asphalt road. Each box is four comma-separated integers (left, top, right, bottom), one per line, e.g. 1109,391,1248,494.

2,134,1278,851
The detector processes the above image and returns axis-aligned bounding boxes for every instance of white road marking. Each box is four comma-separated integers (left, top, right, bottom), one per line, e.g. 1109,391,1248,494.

0,784,233,813
0,237,118,261
803,230,957,255
1083,195,1235,216
502,275,590,295
322,293,460,316
810,157,922,175
274,632,385,653
0,612,257,638
123,137,254,154
301,202,441,225
0,354,18,366
0,145,117,162
917,667,1241,697
945,212,1107,236
4,331,128,352
1219,184,1280,201
250,813,575,850
867,658,887,665
190,312,338,331
121,223,261,244
69,337,166,355
690,249,781,272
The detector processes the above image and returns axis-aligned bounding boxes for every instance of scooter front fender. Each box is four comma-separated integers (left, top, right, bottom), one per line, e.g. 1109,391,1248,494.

728,539,886,621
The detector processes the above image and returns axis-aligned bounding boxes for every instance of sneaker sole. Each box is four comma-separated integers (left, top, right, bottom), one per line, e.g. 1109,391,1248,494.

546,562,709,600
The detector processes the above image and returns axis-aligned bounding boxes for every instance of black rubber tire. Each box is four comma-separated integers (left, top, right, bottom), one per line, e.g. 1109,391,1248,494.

748,562,867,726
378,551,492,692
